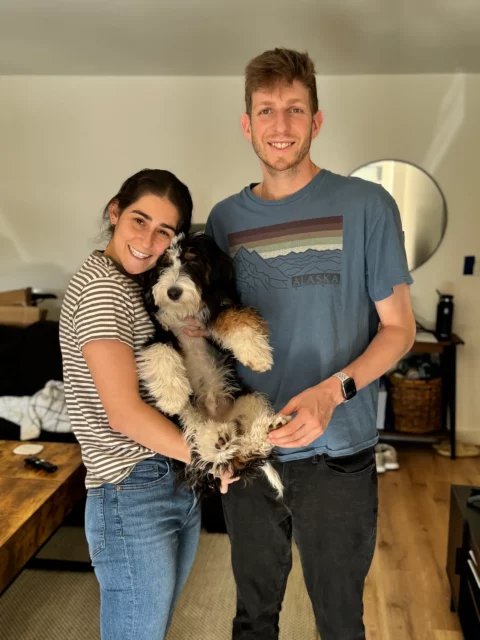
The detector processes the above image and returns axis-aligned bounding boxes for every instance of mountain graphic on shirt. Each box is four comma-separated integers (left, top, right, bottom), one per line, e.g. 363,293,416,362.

234,246,289,294
269,248,342,277
229,217,343,294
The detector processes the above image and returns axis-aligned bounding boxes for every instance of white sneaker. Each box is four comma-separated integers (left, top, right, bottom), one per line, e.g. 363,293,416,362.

375,448,386,473
376,444,400,471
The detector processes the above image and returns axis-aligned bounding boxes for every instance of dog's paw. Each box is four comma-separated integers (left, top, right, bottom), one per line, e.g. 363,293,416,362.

211,308,273,372
233,332,273,373
214,429,233,451
194,420,241,467
268,413,291,431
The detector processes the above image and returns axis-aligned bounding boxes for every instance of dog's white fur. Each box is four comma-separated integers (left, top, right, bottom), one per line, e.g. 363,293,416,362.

209,324,274,373
138,235,288,497
138,343,192,415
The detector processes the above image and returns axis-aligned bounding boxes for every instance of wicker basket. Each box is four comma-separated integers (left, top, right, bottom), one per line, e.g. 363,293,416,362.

388,374,442,433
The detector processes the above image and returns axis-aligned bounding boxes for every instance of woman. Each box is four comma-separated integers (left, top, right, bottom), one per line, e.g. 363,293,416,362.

60,169,200,640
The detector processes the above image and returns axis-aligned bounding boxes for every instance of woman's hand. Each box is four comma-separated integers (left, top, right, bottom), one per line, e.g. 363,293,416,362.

182,318,209,338
212,467,240,494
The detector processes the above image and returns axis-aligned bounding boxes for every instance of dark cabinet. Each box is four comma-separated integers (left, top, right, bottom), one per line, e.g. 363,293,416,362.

447,485,480,638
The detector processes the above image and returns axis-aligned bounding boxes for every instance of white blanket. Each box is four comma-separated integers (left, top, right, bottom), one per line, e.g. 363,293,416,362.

0,380,71,440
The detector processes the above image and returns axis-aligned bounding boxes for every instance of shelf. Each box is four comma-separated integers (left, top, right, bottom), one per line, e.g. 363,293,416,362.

410,333,464,354
378,429,450,444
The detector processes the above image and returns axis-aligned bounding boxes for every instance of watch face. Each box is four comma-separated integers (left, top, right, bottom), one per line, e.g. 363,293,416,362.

343,378,357,400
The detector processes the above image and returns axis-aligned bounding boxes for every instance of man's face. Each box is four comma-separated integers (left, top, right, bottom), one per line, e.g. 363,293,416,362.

241,80,323,174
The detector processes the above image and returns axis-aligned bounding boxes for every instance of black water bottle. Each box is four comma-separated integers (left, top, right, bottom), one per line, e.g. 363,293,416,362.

435,290,454,341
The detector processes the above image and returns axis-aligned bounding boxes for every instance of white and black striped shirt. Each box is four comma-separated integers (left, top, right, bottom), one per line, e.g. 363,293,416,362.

59,251,156,488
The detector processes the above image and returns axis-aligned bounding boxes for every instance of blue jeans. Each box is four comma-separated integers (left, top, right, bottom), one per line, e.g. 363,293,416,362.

85,454,201,640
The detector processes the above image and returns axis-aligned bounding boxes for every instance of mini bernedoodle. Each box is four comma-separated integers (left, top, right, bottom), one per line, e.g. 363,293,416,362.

138,233,289,497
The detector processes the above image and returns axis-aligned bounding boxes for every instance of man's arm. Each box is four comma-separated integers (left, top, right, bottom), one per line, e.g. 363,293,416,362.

339,283,416,394
268,283,416,448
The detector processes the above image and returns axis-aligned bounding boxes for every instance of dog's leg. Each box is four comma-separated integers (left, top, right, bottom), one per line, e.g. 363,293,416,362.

138,343,192,416
226,393,291,448
180,403,242,474
209,308,273,372
224,394,291,498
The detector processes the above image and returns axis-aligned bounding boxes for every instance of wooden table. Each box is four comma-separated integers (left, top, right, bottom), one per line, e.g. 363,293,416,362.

0,440,86,594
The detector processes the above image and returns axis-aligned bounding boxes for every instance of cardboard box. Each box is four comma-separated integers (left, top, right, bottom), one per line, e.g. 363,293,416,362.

0,288,33,306
0,305,47,327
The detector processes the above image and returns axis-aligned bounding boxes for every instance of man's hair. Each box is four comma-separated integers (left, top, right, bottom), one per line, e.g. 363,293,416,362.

245,48,318,117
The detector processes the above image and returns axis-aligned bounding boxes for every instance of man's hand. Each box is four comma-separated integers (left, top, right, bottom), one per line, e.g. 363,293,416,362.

268,378,344,448
182,318,209,338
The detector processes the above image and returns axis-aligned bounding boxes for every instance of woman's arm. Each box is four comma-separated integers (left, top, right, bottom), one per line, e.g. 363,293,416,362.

82,339,191,463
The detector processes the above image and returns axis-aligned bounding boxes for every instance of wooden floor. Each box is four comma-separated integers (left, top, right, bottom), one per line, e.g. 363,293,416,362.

361,445,480,640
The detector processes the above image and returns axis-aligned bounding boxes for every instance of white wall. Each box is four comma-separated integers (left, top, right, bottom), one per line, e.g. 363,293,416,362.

0,74,479,441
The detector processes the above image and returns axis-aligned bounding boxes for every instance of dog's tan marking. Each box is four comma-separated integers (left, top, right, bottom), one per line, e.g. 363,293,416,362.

210,308,273,372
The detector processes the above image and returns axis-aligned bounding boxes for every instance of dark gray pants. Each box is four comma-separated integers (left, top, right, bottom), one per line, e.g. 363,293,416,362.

222,447,378,640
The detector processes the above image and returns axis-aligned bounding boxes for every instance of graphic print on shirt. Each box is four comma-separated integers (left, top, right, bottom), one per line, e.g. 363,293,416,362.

228,217,343,296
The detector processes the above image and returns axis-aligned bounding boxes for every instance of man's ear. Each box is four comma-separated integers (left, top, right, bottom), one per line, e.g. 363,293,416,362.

311,110,324,141
240,113,252,143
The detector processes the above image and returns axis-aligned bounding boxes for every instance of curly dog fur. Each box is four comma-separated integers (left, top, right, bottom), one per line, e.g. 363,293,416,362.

138,233,288,497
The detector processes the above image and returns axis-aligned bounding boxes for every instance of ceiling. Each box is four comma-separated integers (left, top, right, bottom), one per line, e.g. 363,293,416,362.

1,0,479,75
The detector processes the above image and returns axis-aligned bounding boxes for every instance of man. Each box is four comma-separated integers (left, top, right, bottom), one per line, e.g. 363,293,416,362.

199,48,415,639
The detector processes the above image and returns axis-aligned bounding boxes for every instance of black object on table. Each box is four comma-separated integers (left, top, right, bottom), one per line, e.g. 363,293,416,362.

24,456,58,473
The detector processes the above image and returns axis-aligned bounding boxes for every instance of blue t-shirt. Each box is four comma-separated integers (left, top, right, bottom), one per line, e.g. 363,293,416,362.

205,169,413,461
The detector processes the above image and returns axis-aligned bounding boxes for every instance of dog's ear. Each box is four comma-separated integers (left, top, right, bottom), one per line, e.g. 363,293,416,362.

205,243,242,317
222,262,240,304
216,250,242,307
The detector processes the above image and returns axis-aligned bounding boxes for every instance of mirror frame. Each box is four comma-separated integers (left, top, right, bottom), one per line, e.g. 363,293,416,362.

349,159,448,272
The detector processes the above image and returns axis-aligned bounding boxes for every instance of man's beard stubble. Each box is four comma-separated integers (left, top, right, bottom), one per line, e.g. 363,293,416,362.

251,131,313,178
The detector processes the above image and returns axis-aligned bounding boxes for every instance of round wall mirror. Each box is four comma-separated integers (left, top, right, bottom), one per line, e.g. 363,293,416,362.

350,160,447,271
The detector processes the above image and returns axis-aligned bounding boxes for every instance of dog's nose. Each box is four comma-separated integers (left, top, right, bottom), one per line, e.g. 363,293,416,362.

167,286,183,301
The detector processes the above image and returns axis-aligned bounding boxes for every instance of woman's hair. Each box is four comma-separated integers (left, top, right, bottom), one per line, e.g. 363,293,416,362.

244,48,318,117
102,169,193,238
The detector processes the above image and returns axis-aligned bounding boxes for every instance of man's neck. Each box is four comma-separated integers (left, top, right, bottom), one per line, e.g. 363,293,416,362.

254,160,322,201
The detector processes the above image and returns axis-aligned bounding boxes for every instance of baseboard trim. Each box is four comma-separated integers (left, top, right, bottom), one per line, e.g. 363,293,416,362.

456,429,480,445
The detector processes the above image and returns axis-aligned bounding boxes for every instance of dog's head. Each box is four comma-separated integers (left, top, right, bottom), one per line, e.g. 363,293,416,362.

142,233,240,330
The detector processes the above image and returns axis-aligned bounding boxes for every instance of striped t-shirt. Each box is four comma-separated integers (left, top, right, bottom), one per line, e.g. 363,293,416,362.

59,250,157,488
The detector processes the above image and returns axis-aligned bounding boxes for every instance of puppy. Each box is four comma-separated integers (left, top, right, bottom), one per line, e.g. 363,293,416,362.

138,233,288,497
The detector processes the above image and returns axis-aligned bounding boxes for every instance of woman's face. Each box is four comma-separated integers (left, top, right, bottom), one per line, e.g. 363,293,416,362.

105,194,180,275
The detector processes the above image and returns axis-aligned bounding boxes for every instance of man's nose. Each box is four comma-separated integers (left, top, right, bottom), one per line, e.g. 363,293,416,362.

273,112,288,134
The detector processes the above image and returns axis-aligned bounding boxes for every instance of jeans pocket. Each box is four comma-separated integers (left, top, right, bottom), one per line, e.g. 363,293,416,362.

119,458,170,490
85,488,106,560
322,447,376,477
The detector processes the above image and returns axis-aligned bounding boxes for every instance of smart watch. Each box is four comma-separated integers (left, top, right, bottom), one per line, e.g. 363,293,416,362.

332,372,357,401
